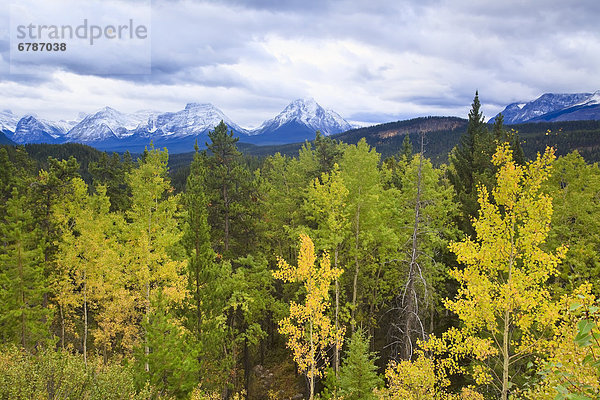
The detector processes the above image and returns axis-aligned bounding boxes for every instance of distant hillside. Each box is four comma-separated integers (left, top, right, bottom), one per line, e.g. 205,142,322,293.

237,116,468,163
493,91,600,124
511,120,600,162
331,116,468,162
237,117,600,165
0,131,15,145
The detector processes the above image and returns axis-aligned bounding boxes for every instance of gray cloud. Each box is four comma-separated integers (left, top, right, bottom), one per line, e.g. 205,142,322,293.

0,0,599,126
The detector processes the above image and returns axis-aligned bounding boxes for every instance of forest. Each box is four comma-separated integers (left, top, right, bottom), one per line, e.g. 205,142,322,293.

1,94,600,400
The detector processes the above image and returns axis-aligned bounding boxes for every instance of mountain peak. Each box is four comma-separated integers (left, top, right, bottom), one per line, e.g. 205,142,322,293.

493,91,600,124
185,102,215,110
249,98,352,144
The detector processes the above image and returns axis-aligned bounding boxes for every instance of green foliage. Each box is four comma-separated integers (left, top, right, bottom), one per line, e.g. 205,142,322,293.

89,151,133,212
0,345,148,400
3,112,600,400
314,131,344,174
338,330,382,400
0,188,50,349
182,147,215,336
205,121,256,257
448,91,495,236
435,144,567,399
136,296,200,399
542,151,600,295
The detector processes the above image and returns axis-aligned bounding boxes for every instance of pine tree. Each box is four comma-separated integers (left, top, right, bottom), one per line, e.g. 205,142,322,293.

182,144,215,336
0,188,50,349
137,295,199,399
337,330,382,400
314,131,343,175
400,134,413,163
492,113,525,165
205,121,253,257
448,91,494,236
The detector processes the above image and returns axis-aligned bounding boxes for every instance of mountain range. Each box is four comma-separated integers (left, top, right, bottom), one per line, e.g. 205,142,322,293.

0,98,353,153
3,92,600,154
492,91,600,124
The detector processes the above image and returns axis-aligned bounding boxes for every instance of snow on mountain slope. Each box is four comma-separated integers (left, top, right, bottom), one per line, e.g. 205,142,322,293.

2,99,352,149
10,115,70,144
0,110,21,133
148,103,247,138
252,98,353,138
493,92,594,124
66,107,156,142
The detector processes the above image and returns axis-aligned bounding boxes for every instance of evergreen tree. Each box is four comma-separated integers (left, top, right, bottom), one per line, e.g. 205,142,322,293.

338,330,382,400
136,295,199,399
399,134,413,163
0,188,50,349
89,152,132,212
205,121,254,257
182,144,215,336
448,92,495,236
314,131,343,175
492,113,525,165
126,145,186,373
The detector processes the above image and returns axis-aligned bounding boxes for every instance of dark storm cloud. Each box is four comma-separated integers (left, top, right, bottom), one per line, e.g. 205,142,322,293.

0,0,599,126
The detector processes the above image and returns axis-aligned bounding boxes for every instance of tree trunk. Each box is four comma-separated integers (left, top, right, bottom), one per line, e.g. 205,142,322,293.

244,337,250,397
502,238,515,400
18,239,26,348
83,269,88,367
309,318,315,400
223,183,229,253
402,131,424,360
60,304,65,349
351,203,360,333
502,308,510,400
145,281,150,372
334,247,340,378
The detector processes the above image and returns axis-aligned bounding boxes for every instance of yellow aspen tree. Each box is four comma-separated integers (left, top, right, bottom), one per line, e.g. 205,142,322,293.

431,144,567,399
125,146,187,371
54,179,117,364
274,234,344,400
305,163,350,377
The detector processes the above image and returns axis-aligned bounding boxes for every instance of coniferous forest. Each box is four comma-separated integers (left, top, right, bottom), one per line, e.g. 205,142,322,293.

2,94,600,400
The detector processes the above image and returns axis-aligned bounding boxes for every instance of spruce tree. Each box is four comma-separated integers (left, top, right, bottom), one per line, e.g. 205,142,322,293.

182,143,215,337
492,113,525,165
205,121,254,257
338,330,382,400
400,134,413,163
448,91,494,236
0,188,50,349
314,131,343,175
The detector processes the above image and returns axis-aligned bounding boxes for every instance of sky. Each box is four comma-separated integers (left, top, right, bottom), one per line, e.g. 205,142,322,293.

1,0,600,128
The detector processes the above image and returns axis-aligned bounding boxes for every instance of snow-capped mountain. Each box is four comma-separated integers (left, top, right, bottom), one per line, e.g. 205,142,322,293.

0,109,21,133
248,98,353,144
0,99,354,151
66,107,156,142
492,92,600,124
145,103,247,138
10,115,71,144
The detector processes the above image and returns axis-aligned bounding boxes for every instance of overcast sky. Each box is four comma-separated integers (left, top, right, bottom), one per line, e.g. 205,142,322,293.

1,0,599,127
